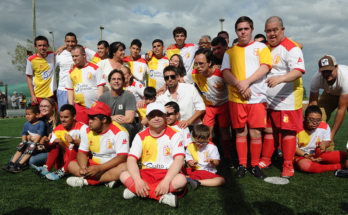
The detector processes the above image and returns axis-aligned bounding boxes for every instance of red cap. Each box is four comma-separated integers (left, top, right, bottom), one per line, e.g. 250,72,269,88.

83,101,111,117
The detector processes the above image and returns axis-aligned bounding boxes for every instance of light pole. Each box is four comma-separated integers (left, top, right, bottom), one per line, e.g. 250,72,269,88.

32,0,36,52
49,31,54,51
219,17,225,31
100,25,104,41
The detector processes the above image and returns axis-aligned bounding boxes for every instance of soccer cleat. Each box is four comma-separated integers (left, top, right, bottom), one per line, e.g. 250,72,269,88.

251,166,266,179
105,180,122,189
281,164,294,178
123,188,136,199
159,193,178,208
30,165,50,178
222,157,234,169
9,163,23,173
66,177,85,188
235,165,247,178
2,162,14,171
189,179,201,190
259,160,272,170
45,168,67,180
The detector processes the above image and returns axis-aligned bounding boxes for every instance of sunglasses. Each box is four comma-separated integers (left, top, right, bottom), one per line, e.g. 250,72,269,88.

164,75,176,81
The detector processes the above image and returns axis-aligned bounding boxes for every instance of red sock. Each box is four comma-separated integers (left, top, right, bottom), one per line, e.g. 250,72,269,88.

299,160,344,173
282,135,296,165
63,147,78,173
45,143,61,171
321,151,348,163
260,134,275,163
236,136,248,166
124,177,137,194
85,176,100,186
222,140,231,158
250,137,262,167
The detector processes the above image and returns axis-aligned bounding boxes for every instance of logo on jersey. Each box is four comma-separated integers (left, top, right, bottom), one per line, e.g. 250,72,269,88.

274,54,280,64
75,84,80,93
213,81,221,89
146,150,151,156
118,105,123,110
321,58,329,66
204,150,208,159
139,84,143,88
164,63,168,67
163,145,171,156
178,141,183,147
316,136,321,146
106,139,112,149
40,65,43,68
187,133,190,139
122,139,127,145
253,48,260,56
298,57,303,63
90,140,93,146
87,71,92,79
138,67,143,73
186,53,190,58
281,97,286,101
283,114,289,123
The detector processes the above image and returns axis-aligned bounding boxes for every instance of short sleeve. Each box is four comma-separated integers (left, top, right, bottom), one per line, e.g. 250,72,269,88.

26,59,33,76
129,134,143,160
95,67,106,86
125,92,137,111
113,130,129,156
259,46,272,70
171,132,185,158
65,71,74,90
191,85,206,111
323,124,331,142
49,129,58,144
220,52,231,71
21,122,29,136
38,121,45,136
78,129,90,153
85,48,96,62
288,47,305,73
185,146,193,162
310,72,321,93
209,145,220,160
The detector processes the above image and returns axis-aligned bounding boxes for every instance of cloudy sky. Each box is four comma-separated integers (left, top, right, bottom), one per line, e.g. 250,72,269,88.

0,0,347,94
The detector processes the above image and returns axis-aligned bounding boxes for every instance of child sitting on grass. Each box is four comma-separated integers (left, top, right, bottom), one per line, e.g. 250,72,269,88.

2,105,45,173
183,124,225,190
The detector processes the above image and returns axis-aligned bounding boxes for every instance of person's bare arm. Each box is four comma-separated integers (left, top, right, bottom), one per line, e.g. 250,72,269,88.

86,155,127,177
67,90,74,105
55,45,67,55
266,70,303,88
236,64,270,94
141,117,149,126
127,156,150,197
97,85,104,99
76,151,89,176
27,75,38,104
178,110,205,129
319,141,331,152
111,110,135,124
293,41,304,50
222,70,239,87
330,94,348,140
308,91,319,106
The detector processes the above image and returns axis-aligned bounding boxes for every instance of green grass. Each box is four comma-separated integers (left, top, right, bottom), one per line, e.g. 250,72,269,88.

1,114,348,214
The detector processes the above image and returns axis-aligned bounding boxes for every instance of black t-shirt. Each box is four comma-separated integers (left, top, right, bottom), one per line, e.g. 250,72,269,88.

213,55,223,66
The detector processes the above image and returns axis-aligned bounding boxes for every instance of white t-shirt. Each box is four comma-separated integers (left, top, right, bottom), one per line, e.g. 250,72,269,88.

185,142,220,173
170,121,192,147
125,80,145,102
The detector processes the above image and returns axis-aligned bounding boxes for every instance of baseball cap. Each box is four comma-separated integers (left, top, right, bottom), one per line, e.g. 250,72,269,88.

318,55,337,72
146,102,166,116
14,91,17,94
83,101,111,117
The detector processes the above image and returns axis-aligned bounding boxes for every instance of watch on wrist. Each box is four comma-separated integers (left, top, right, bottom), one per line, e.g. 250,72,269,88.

303,153,308,157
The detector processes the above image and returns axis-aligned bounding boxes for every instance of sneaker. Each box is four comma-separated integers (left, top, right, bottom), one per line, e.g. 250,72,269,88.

189,179,201,190
45,168,67,180
159,193,178,207
278,149,283,157
251,166,266,179
2,162,14,171
123,188,136,199
9,163,23,173
30,165,50,178
105,180,122,189
66,177,85,187
281,164,294,178
235,165,247,178
259,160,272,170
222,157,234,169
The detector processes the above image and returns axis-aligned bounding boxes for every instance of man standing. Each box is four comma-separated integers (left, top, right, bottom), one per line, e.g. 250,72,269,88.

26,36,57,105
198,35,212,49
66,45,105,124
221,16,272,179
309,55,348,151
211,36,229,68
217,31,230,47
123,39,148,83
91,40,109,65
11,92,20,109
119,102,187,207
259,16,306,178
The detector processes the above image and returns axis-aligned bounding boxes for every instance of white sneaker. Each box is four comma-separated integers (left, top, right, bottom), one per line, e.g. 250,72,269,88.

66,177,85,188
159,193,178,207
123,188,136,199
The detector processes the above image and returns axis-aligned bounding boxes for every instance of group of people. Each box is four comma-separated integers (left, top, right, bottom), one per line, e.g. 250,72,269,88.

2,15,348,207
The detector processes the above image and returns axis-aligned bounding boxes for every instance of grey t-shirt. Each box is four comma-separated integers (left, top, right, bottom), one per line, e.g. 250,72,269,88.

98,90,137,116
11,95,19,107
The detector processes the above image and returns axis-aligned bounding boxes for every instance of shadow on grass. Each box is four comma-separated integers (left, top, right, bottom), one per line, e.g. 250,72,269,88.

253,201,321,215
341,202,348,212
5,207,51,215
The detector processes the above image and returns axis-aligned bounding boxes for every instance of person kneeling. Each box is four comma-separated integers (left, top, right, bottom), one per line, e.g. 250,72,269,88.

67,101,129,188
294,105,347,173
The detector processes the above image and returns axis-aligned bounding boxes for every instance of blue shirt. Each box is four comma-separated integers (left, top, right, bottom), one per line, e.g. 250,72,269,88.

21,120,45,136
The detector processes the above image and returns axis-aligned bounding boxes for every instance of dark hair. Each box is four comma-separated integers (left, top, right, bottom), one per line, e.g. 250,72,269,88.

152,39,164,46
60,104,76,116
65,32,77,40
233,38,238,44
259,39,268,44
195,48,214,67
173,27,187,37
34,36,49,46
305,105,322,118
108,69,125,83
108,42,126,59
163,65,179,76
144,87,156,99
235,16,254,30
192,124,210,140
97,40,109,48
88,114,111,123
165,101,180,113
254,34,266,41
71,45,85,54
169,54,186,77
26,105,40,114
131,39,142,49
211,36,227,47
217,31,229,39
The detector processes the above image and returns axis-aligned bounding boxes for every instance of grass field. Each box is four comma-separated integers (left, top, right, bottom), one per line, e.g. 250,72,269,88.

1,113,348,215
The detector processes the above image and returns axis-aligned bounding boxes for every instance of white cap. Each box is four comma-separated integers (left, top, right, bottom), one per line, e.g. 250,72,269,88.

146,102,166,116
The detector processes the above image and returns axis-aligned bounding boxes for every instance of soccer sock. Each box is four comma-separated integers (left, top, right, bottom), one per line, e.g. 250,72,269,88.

124,177,137,194
320,151,348,163
299,160,344,173
250,137,262,167
45,143,61,172
85,176,100,186
260,134,275,164
236,136,248,166
222,140,232,158
282,135,296,165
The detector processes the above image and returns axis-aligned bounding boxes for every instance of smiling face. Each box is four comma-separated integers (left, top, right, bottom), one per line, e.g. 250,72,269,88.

60,110,75,130
152,42,164,57
212,43,228,60
199,38,211,49
65,36,77,52
169,55,180,68
39,100,54,117
264,21,285,46
147,110,166,130
25,109,38,123
165,107,179,125
97,43,108,59
114,46,125,60
110,72,124,91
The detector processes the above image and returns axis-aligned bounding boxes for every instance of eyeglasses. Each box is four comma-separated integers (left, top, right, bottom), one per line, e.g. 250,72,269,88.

194,141,208,146
306,118,322,124
199,42,210,45
39,105,51,109
164,75,176,81
194,62,208,68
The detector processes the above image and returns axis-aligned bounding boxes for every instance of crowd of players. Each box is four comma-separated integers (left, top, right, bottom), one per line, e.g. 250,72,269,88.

2,15,348,207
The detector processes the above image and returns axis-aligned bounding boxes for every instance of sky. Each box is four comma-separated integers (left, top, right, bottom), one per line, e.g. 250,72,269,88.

0,0,347,95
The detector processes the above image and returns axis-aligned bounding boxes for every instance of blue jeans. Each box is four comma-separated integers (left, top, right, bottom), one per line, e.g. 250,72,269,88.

11,151,48,166
57,89,69,112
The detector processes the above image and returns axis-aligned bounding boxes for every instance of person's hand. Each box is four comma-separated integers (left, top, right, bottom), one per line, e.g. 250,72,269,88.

79,166,87,176
55,46,66,56
137,100,146,108
187,160,198,167
31,95,38,104
65,133,73,143
236,80,250,94
134,178,150,198
86,165,101,177
156,85,166,96
319,142,326,152
70,63,76,70
155,179,170,196
165,106,175,114
178,120,190,129
266,76,284,88
168,44,175,49
214,65,222,69
241,88,251,100
111,115,125,124
204,159,217,166
48,133,52,140
145,51,153,61
306,154,322,163
40,136,49,145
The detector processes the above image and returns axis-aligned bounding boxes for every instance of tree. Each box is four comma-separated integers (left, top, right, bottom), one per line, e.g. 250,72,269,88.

303,86,307,100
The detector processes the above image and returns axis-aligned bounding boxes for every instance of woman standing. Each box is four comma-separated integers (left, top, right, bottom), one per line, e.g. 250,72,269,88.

0,93,6,118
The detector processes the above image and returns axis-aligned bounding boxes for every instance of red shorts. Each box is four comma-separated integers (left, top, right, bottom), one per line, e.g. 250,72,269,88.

32,91,57,105
267,108,303,131
140,169,186,198
203,102,231,128
75,103,89,125
182,168,223,180
229,102,267,129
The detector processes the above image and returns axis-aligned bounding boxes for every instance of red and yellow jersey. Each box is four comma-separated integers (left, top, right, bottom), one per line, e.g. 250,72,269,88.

185,142,220,173
129,126,185,169
123,57,148,82
169,121,191,147
78,121,129,164
137,104,147,122
65,63,106,108
296,122,331,155
125,80,145,102
49,121,87,150
266,37,306,110
221,41,272,104
166,43,198,74
91,52,102,65
26,51,56,98
184,68,228,106
148,56,169,90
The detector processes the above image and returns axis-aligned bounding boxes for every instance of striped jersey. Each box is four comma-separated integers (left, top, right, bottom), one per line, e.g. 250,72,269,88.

129,126,185,169
148,56,169,90
78,121,129,164
184,68,228,106
221,41,272,104
185,142,220,173
65,63,106,108
166,43,198,74
267,37,305,110
170,121,192,147
49,121,87,150
123,57,149,82
125,80,145,102
26,51,56,98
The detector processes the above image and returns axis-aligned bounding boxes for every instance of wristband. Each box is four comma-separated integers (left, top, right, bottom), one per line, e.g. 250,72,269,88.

303,153,308,157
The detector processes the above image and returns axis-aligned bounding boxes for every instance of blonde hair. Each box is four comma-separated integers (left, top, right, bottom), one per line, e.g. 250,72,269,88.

41,98,58,129
120,65,140,83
